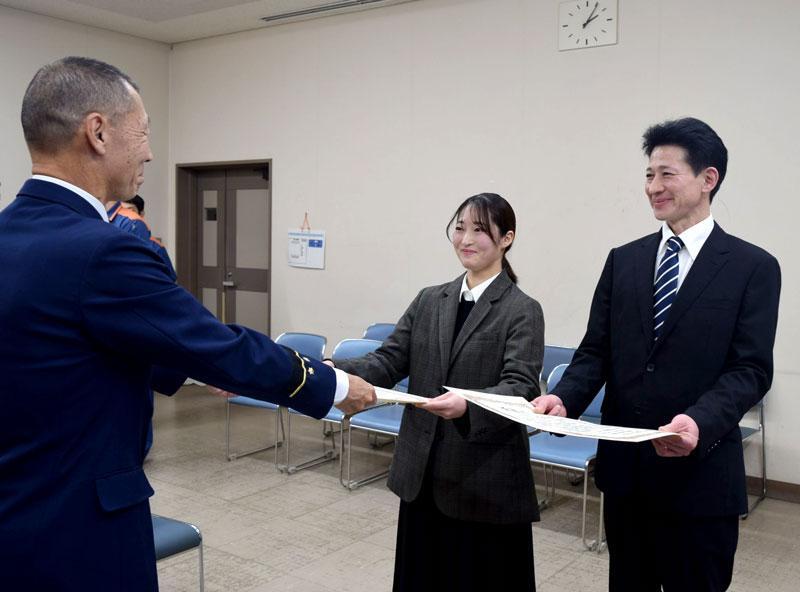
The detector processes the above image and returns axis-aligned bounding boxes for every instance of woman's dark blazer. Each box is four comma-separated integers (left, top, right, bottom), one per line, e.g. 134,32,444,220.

337,270,544,524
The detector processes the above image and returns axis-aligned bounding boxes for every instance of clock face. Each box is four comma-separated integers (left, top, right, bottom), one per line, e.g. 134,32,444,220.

559,0,618,51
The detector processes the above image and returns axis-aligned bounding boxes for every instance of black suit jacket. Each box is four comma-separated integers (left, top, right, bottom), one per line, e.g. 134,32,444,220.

338,272,544,524
555,223,780,516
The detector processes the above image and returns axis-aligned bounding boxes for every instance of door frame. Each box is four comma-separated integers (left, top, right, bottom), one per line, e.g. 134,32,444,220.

175,159,272,329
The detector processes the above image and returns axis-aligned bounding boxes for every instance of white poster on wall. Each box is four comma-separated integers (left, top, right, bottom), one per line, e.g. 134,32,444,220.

288,230,326,269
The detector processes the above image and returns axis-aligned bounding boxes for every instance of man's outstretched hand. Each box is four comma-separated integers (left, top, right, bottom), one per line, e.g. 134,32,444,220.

335,373,377,415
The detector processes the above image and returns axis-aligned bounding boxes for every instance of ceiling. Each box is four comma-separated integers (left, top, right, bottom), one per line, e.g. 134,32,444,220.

0,0,418,43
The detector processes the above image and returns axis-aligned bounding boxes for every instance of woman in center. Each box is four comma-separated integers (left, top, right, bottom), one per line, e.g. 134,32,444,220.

335,192,543,591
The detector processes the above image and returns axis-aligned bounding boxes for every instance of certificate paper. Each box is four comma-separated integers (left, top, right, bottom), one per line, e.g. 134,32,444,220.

445,386,676,443
374,386,428,405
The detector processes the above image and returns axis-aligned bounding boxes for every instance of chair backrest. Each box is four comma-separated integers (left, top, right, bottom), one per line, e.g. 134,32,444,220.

546,362,604,422
275,332,326,361
542,345,576,382
546,363,569,392
363,323,396,341
331,338,382,363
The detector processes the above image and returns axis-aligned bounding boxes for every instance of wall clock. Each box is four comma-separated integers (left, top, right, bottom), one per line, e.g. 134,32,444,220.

559,0,618,51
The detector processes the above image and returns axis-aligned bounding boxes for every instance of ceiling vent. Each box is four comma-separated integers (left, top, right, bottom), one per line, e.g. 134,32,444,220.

260,0,416,25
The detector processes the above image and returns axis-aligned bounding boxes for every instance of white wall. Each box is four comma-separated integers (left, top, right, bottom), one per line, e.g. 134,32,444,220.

1,1,796,486
169,0,800,484
0,6,171,236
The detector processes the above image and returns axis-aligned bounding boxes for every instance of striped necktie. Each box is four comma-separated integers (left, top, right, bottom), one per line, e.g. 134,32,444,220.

653,236,684,341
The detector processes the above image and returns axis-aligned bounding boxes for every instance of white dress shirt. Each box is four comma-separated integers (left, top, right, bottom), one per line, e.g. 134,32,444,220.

655,215,715,291
460,271,501,303
31,175,109,222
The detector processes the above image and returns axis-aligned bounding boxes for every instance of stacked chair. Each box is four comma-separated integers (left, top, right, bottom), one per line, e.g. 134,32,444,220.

530,363,606,552
225,332,326,464
278,338,382,474
275,328,407,489
340,399,405,491
362,323,408,392
335,333,405,490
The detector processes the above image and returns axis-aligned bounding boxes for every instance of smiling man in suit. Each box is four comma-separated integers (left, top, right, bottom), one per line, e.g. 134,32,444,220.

534,117,781,591
0,56,375,592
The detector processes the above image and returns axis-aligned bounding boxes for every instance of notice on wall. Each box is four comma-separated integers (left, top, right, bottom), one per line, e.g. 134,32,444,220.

288,230,326,269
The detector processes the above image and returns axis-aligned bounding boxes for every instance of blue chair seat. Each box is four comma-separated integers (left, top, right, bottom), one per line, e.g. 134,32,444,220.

530,433,598,468
350,404,404,434
152,515,202,561
229,395,279,410
152,515,204,590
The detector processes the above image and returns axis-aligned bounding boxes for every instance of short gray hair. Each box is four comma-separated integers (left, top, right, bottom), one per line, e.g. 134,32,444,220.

21,56,140,153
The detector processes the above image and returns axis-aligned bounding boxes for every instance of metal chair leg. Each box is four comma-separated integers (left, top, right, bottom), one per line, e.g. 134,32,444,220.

340,418,352,489
225,398,231,461
535,463,554,511
743,406,767,519
226,400,283,461
581,460,605,552
273,406,285,468
597,493,606,552
339,419,391,491
278,410,338,474
197,541,204,592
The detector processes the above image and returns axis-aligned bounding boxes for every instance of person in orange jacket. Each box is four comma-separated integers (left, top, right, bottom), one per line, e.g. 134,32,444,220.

107,195,177,280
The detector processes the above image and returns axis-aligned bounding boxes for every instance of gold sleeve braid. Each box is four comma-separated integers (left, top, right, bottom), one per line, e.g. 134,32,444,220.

288,350,308,398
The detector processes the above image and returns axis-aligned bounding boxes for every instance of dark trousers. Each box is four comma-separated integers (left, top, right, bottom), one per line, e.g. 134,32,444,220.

604,494,739,592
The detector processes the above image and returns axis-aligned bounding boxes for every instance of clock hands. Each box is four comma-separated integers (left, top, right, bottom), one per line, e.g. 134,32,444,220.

582,2,600,28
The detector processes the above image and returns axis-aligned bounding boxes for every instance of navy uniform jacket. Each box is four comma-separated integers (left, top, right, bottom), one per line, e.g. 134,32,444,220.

0,179,336,591
554,224,781,516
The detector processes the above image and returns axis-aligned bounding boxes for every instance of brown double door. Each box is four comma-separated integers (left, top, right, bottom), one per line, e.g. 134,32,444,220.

192,166,271,334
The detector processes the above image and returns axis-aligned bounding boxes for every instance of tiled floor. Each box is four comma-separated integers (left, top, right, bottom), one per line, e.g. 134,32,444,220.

150,387,800,591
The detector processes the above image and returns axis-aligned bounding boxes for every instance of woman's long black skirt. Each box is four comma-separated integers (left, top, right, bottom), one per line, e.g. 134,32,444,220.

392,479,536,592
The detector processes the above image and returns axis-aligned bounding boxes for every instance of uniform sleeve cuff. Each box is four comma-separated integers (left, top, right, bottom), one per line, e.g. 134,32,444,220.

333,368,349,404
